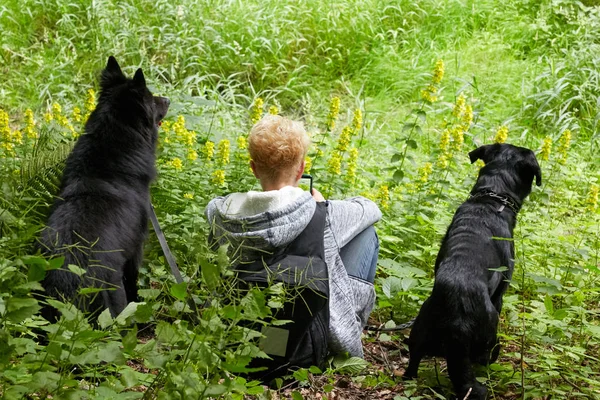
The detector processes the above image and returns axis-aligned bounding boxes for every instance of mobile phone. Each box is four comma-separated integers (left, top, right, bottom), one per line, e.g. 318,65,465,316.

301,174,313,194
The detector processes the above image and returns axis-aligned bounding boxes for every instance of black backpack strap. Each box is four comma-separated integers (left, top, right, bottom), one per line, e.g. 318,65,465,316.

279,201,327,260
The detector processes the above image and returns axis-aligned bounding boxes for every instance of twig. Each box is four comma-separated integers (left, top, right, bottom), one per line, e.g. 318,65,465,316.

559,372,584,393
462,387,472,400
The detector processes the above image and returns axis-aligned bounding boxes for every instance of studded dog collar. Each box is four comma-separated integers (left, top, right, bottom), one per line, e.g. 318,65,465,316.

469,189,520,214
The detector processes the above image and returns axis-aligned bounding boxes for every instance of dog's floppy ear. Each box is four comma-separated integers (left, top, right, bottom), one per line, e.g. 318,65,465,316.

469,144,498,164
133,68,146,87
521,150,542,187
101,56,127,88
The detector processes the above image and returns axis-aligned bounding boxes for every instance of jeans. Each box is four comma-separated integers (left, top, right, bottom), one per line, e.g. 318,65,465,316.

339,225,379,283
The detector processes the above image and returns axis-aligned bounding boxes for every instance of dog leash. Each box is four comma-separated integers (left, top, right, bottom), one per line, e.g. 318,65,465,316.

149,203,200,318
149,203,184,284
469,189,520,214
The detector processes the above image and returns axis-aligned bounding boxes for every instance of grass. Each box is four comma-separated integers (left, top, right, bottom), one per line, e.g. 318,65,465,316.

1,0,599,398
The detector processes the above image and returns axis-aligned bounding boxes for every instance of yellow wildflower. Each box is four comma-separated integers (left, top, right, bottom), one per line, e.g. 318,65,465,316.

211,169,226,186
217,139,231,165
72,107,82,123
475,159,485,169
439,129,451,154
24,109,37,139
337,126,352,152
451,126,464,152
557,129,571,164
250,98,264,125
237,135,248,150
183,193,194,200
586,184,599,213
187,149,198,161
432,60,445,85
540,136,552,161
44,112,53,123
453,94,466,118
351,109,363,133
172,115,196,146
168,158,183,171
1,109,11,142
85,89,96,113
437,153,449,169
327,151,342,175
203,141,215,161
418,162,433,183
421,84,438,103
268,105,279,115
327,97,341,131
304,156,313,174
345,147,359,183
52,103,62,118
376,185,390,211
494,126,509,144
12,129,22,144
462,104,473,129
161,120,172,133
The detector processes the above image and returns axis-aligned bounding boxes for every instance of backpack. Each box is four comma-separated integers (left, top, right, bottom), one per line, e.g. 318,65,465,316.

235,202,329,382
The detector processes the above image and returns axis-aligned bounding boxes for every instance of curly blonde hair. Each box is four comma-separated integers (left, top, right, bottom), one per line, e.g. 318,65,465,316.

249,115,310,182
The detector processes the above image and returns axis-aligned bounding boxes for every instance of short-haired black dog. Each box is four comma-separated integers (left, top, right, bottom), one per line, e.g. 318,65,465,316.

38,56,169,321
404,143,541,399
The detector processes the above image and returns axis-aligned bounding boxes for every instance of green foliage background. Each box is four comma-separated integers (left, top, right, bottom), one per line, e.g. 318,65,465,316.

1,0,599,398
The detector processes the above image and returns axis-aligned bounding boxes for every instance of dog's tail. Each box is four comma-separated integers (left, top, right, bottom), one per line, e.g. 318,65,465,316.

366,318,416,332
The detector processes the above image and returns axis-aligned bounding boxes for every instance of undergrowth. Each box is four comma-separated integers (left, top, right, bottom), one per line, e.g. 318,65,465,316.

1,0,599,399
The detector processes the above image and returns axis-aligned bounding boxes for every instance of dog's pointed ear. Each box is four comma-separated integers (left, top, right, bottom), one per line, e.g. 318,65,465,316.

101,56,126,88
526,150,542,187
106,56,122,75
133,68,146,87
469,144,497,164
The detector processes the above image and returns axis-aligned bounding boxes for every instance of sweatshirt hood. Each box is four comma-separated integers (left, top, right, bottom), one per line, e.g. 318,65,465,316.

205,186,317,262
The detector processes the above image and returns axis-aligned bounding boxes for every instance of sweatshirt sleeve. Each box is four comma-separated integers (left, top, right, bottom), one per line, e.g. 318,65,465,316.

326,197,382,249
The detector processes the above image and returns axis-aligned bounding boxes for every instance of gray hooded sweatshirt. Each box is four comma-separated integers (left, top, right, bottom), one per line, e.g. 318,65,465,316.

205,186,382,357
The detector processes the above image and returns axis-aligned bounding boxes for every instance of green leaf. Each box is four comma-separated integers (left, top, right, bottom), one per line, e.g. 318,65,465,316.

402,122,417,132
170,281,187,301
115,302,141,325
67,264,86,276
293,368,309,382
201,259,220,291
333,355,369,374
291,391,304,400
98,308,113,329
122,325,138,353
412,109,427,122
544,295,554,315
586,324,600,338
120,367,139,388
308,365,322,374
406,139,418,149
391,153,402,163
246,385,264,395
138,288,161,300
28,263,46,282
393,169,404,183
241,288,269,320
98,341,126,364
5,297,40,323
47,257,65,270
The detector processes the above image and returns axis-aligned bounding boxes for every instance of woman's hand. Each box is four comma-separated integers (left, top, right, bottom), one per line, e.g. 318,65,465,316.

311,188,325,202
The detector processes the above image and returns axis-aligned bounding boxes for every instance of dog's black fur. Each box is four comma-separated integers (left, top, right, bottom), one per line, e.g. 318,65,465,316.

38,56,169,321
404,144,542,399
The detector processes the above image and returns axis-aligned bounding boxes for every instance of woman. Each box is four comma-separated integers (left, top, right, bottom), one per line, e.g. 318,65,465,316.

205,115,381,358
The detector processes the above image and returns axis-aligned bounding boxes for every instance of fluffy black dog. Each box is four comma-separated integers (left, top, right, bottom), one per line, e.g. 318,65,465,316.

38,56,169,321
404,143,541,399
